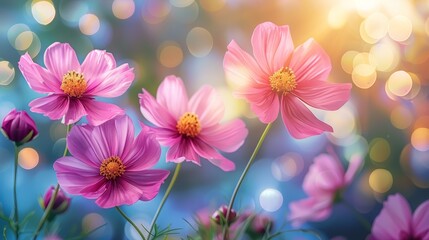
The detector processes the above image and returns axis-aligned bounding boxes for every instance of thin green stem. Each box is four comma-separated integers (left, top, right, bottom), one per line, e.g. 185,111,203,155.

147,163,182,240
13,144,19,239
343,200,371,231
115,207,146,240
223,123,272,239
32,124,71,240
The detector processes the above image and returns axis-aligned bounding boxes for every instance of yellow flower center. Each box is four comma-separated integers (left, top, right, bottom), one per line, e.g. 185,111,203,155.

61,71,87,98
269,67,297,94
99,156,125,180
176,112,201,138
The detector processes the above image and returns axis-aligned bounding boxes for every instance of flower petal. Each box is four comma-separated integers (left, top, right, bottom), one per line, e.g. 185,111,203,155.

199,119,248,152
63,98,87,125
294,80,351,110
156,75,188,119
191,140,235,171
85,63,134,98
166,138,200,165
288,196,332,227
95,180,142,208
18,53,61,93
281,95,332,139
81,99,124,126
239,83,279,123
371,194,412,240
224,40,266,88
344,154,363,185
53,156,103,197
289,39,331,84
29,94,70,120
412,199,429,239
123,169,170,201
81,50,116,87
189,86,224,127
44,42,81,80
139,89,177,129
251,22,294,75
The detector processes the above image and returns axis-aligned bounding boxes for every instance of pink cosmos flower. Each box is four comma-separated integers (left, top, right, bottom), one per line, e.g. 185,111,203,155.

288,152,362,226
18,42,134,126
224,22,351,138
53,115,169,208
139,75,248,171
371,194,429,240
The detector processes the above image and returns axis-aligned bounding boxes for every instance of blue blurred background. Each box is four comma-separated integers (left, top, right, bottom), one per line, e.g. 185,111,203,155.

1,0,429,239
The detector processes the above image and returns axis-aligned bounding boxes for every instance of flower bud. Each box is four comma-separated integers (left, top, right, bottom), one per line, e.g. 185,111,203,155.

40,186,71,215
211,205,237,225
1,109,38,146
249,214,273,235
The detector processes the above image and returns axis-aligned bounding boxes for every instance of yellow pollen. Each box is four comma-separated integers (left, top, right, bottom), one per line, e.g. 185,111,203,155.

99,156,125,180
61,71,87,98
176,112,201,138
269,67,297,94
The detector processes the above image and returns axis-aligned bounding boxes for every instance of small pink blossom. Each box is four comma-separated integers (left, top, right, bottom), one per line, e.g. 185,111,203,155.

53,115,169,208
371,194,429,240
288,152,362,226
139,75,248,171
18,42,134,126
224,22,351,138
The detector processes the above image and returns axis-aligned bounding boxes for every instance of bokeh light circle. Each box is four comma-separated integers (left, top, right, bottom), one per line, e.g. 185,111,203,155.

79,13,100,35
388,15,413,42
368,169,393,193
390,106,413,129
369,138,390,163
112,0,135,19
411,128,429,152
259,188,283,212
31,0,56,25
271,153,304,181
186,27,213,57
352,64,377,89
386,71,412,97
0,61,15,86
18,147,39,170
158,41,183,68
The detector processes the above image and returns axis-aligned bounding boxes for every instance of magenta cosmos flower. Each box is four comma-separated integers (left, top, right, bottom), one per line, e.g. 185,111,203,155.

53,115,169,208
18,42,134,126
224,22,351,139
371,194,429,240
139,75,248,171
288,152,362,226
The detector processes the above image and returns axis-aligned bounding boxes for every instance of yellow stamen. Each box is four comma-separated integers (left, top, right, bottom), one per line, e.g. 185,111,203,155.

61,71,87,98
99,156,125,180
269,67,297,94
176,112,201,138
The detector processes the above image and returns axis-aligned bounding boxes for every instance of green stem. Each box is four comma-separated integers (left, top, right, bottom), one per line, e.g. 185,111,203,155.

115,207,146,240
13,144,19,239
343,201,371,231
147,163,182,240
223,123,272,240
32,124,71,240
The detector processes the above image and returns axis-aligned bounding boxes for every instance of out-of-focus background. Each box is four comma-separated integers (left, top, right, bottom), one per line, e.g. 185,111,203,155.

0,0,428,239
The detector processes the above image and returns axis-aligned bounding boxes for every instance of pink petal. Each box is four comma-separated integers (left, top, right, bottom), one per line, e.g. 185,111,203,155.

53,156,103,197
81,98,124,126
251,22,294,75
412,200,429,239
81,50,116,88
139,90,177,129
123,125,161,171
371,194,412,240
288,196,332,227
18,53,61,93
191,140,235,171
199,119,248,152
344,154,363,185
123,169,170,201
189,86,224,127
223,40,266,87
63,98,87,125
166,138,200,165
95,180,142,208
156,75,188,119
294,80,351,110
152,127,181,146
239,83,279,123
303,154,344,196
289,39,331,84
29,94,70,120
85,63,134,98
44,42,81,80
280,95,332,139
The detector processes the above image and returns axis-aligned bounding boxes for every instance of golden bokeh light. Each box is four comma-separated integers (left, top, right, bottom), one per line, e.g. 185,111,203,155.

353,52,375,68
14,31,34,51
186,27,213,57
0,61,15,86
388,15,413,42
31,0,56,25
169,0,194,8
324,106,356,139
363,12,388,40
158,41,183,68
18,147,39,170
390,106,413,130
369,138,390,163
341,50,359,74
411,128,429,152
386,71,413,97
402,72,421,100
199,0,225,12
112,0,135,20
369,169,393,193
79,14,100,35
352,64,377,89
328,4,350,29
369,41,400,72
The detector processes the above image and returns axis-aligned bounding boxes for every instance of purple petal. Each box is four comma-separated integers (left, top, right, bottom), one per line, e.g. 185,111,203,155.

412,199,429,239
123,169,170,201
166,138,200,165
191,140,235,171
63,98,87,125
139,89,177,129
81,98,124,126
81,50,116,90
29,94,70,120
44,42,81,80
95,180,142,208
156,75,188,119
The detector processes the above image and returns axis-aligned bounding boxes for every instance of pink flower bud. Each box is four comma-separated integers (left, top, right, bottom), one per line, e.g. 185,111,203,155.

40,186,71,215
1,109,38,146
211,205,237,225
